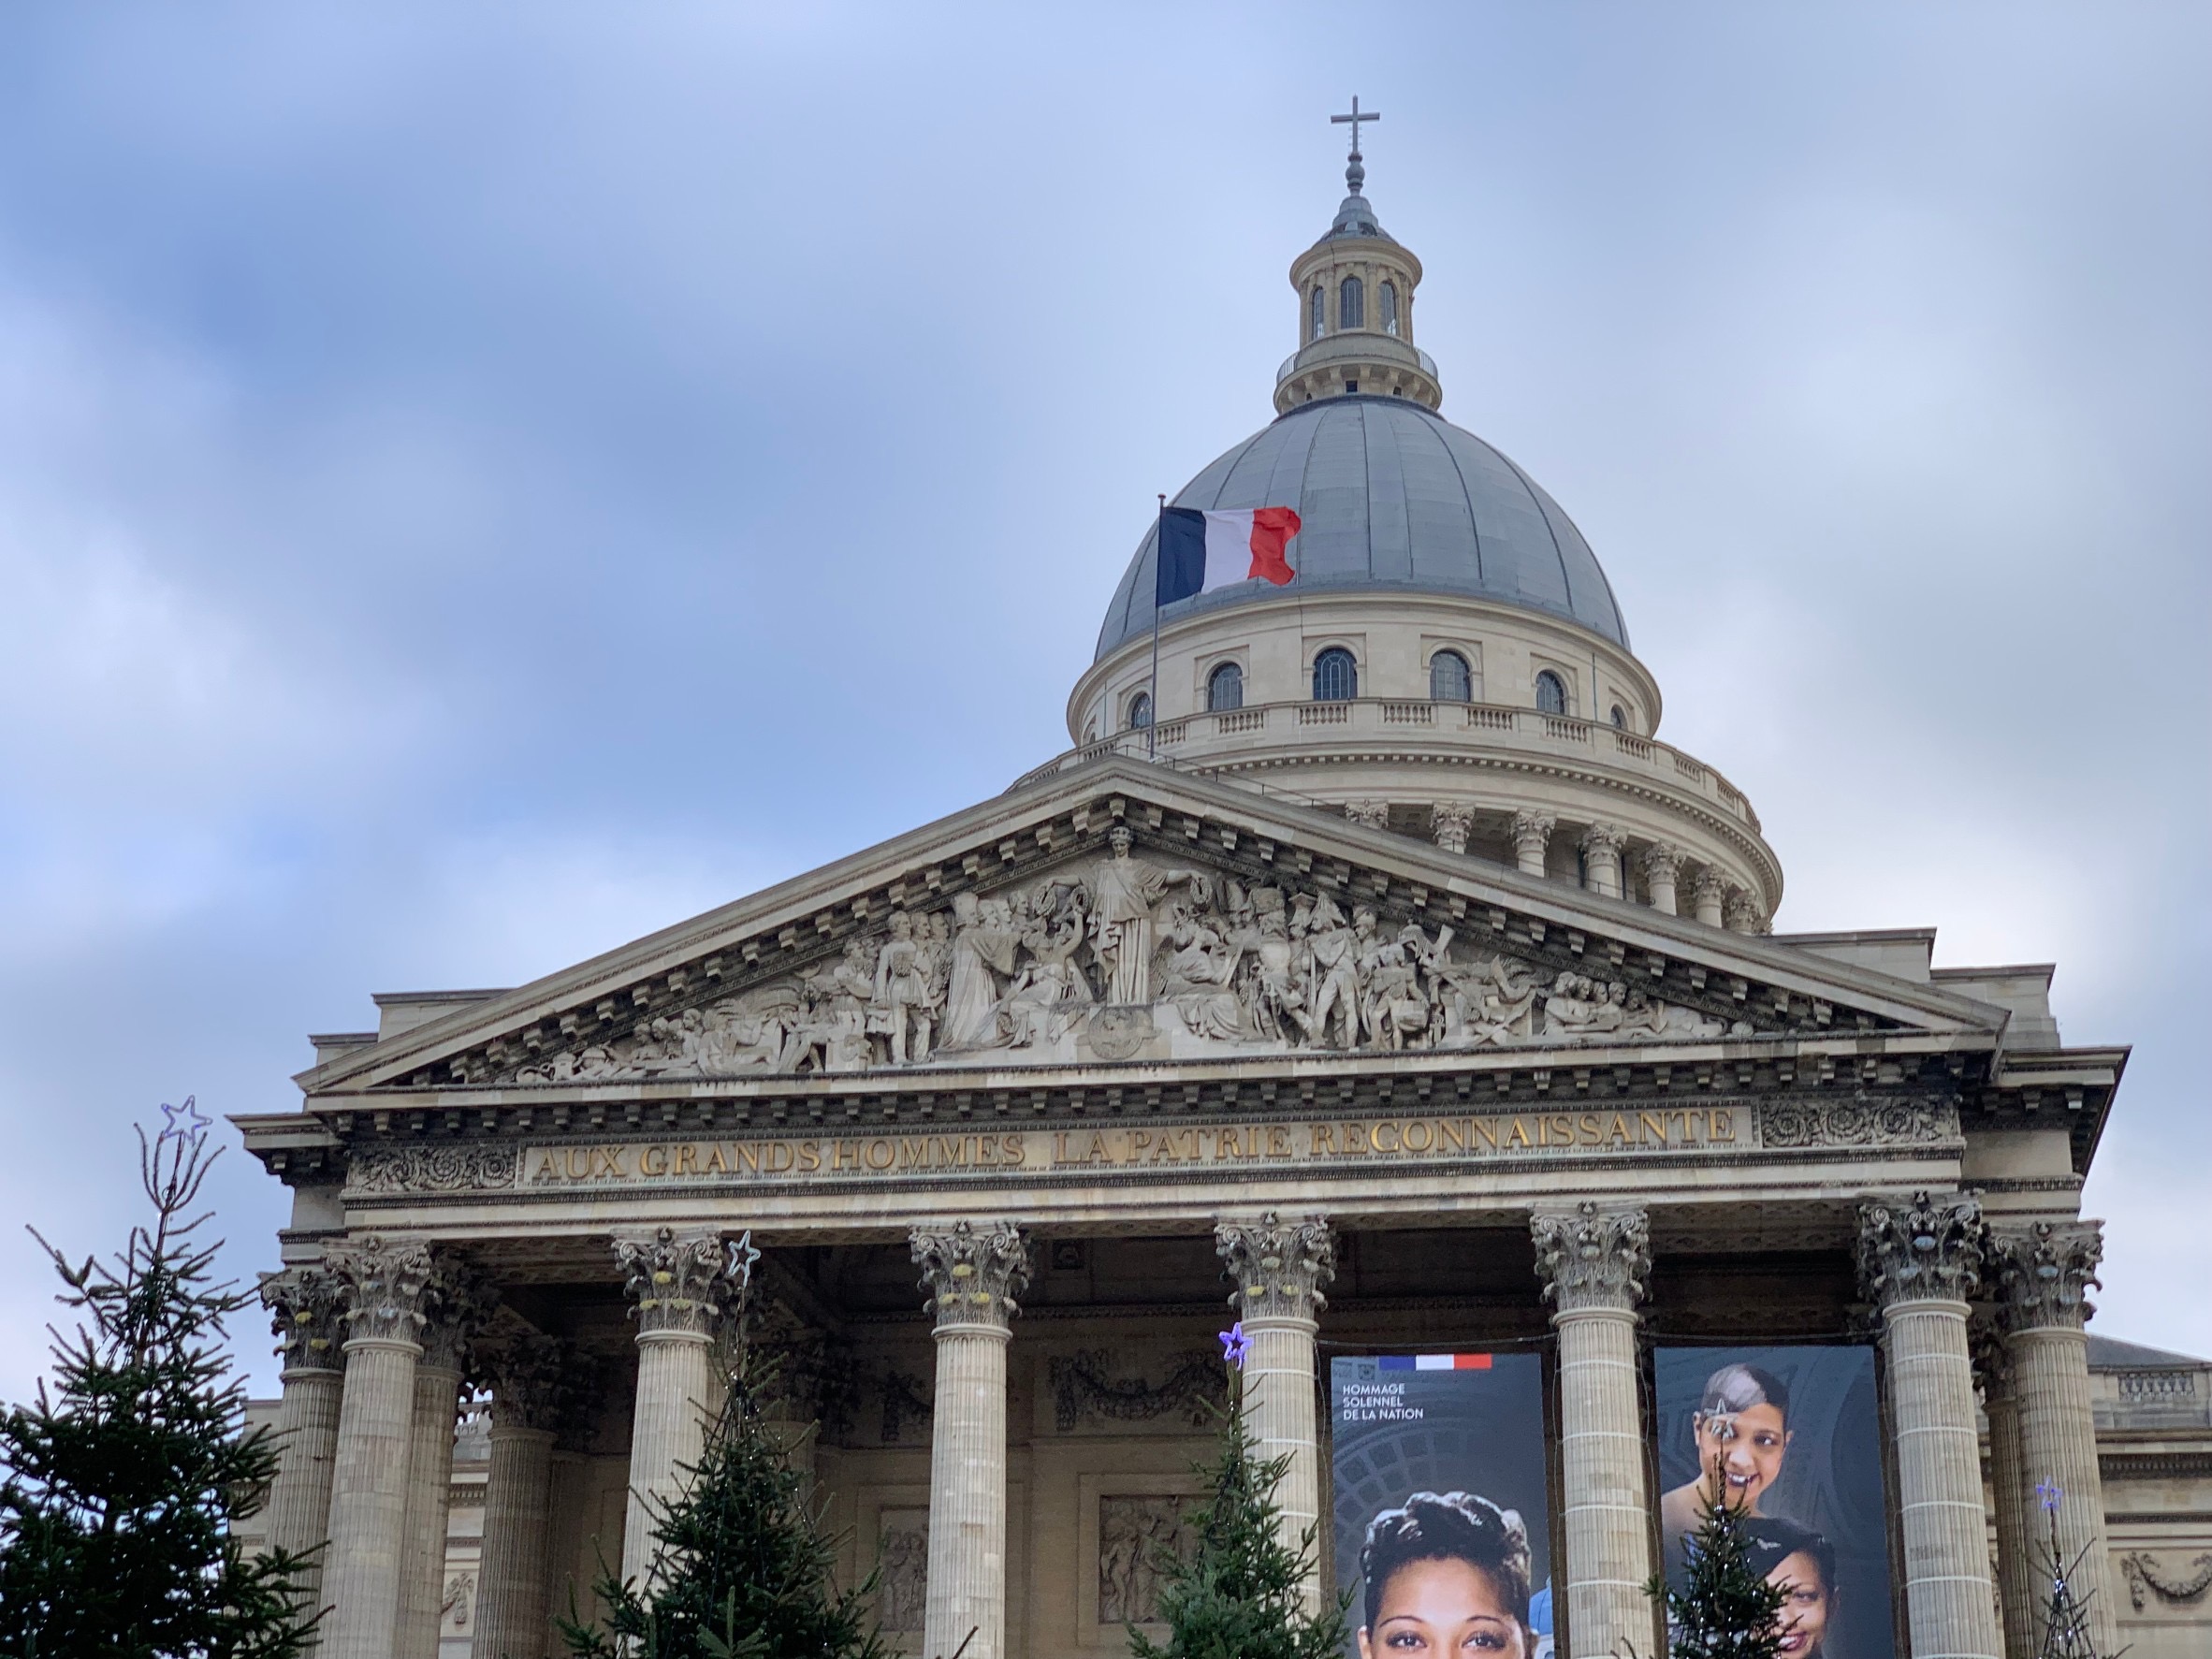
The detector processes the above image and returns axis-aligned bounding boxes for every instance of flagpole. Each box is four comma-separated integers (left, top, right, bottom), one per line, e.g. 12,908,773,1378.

1147,491,1164,761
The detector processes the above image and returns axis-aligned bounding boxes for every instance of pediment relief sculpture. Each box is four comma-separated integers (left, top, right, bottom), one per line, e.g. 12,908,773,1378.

507,832,1752,1084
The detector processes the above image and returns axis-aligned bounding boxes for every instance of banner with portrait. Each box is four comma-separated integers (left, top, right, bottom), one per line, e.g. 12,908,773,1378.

1330,1352,1555,1659
1653,1345,1895,1659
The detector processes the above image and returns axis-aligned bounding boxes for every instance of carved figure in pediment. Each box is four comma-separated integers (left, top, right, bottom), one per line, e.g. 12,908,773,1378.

1157,897,1251,1041
869,910,937,1064
1089,826,1208,1006
1361,923,1435,1050
943,890,1023,1050
1541,971,1626,1036
1244,889,1313,1042
1620,985,1731,1040
1000,900,1094,1047
1300,896,1369,1049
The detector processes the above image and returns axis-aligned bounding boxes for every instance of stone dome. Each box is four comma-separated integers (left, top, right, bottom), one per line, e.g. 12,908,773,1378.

1093,395,1629,660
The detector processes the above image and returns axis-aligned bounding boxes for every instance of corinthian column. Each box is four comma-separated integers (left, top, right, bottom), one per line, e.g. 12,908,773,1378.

1430,801,1475,855
1216,1213,1335,1613
1640,843,1683,916
259,1266,347,1631
475,1333,586,1659
1509,810,1554,878
397,1261,496,1659
1691,867,1726,927
1971,1321,2035,1659
1531,1202,1653,1659
617,1228,739,1590
912,1220,1030,1659
320,1236,435,1659
1995,1218,2115,1656
1580,822,1627,899
1858,1192,2001,1659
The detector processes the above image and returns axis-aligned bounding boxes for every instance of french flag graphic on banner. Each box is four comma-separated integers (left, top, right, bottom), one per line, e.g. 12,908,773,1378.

1156,505,1302,606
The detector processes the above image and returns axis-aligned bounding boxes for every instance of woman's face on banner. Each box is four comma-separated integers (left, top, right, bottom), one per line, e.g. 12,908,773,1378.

1768,1550,1834,1658
1694,1402,1791,1511
1358,1558,1527,1656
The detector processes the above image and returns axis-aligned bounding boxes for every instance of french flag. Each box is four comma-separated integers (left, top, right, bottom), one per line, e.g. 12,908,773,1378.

1156,506,1302,606
1377,1353,1494,1371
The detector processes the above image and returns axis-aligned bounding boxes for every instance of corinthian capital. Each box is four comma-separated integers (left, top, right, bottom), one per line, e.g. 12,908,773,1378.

1640,842,1685,886
1531,1202,1650,1315
1216,1212,1335,1324
1579,822,1627,860
417,1257,501,1375
326,1234,437,1347
1691,867,1727,907
1856,1191,1987,1309
1993,1218,2103,1333
911,1220,1031,1332
1344,799,1390,831
260,1265,345,1373
1430,801,1475,854
480,1331,590,1435
1509,811,1555,864
1723,887,1767,934
617,1227,740,1338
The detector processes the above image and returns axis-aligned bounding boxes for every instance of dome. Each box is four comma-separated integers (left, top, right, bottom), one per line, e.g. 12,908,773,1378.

1093,395,1629,660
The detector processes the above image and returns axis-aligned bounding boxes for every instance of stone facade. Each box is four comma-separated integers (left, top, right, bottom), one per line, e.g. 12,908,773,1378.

233,146,2202,1659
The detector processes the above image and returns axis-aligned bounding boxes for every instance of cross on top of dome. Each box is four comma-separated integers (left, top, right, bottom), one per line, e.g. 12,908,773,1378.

1331,95,1380,194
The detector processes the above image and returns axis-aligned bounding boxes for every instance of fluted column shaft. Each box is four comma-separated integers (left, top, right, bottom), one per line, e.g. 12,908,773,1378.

1978,1346,2035,1659
1510,811,1554,879
268,1365,345,1627
1533,1203,1653,1659
319,1239,435,1659
395,1364,464,1659
1217,1213,1334,1615
913,1220,1030,1659
616,1229,740,1589
925,1319,1011,1659
1691,868,1725,927
476,1423,558,1659
261,1263,349,1638
1580,824,1626,900
1996,1219,2114,1656
1641,845,1682,917
1861,1194,2002,1659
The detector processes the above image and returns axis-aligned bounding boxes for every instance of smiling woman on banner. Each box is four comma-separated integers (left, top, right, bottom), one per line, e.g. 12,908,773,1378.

1658,1362,1796,1580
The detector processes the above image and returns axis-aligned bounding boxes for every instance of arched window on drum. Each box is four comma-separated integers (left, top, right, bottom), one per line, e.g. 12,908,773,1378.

1312,648,1359,702
1126,691,1153,731
1429,649,1472,703
1535,670,1568,716
1339,275,1364,330
1310,285,1326,341
1380,281,1400,336
1206,662,1244,712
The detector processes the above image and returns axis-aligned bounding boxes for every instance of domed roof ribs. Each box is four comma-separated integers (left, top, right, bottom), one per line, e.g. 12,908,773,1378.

1489,445,1580,632
1417,401,1487,588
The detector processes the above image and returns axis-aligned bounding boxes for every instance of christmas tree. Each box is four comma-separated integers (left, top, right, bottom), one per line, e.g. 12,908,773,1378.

1128,1324,1348,1659
558,1347,892,1659
0,1102,319,1658
2029,1481,2112,1659
1644,1461,1786,1659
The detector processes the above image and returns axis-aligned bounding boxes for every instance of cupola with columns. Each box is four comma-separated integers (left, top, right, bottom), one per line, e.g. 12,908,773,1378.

1274,97,1441,413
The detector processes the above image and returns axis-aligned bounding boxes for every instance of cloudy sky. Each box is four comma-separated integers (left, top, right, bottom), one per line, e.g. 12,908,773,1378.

0,4,2204,1401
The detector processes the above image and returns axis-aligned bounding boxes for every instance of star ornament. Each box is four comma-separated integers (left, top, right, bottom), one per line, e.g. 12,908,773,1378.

1219,1322,1251,1368
727,1230,762,1290
157,1096,211,1144
2037,1479,2063,1514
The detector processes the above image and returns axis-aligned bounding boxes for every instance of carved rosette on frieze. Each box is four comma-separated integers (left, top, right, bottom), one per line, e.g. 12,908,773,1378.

1216,1212,1335,1324
1856,1190,1988,1309
327,1234,437,1347
346,1143,519,1196
910,1219,1031,1332
261,1265,345,1373
617,1227,742,1338
1760,1098,1958,1148
1992,1218,2103,1334
1531,1201,1651,1315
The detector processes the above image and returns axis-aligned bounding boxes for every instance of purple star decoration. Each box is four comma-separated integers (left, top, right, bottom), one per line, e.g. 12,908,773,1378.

2037,1479,2063,1513
1219,1322,1250,1368
157,1096,211,1145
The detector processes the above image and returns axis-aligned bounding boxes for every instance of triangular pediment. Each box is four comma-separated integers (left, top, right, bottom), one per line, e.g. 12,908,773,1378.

302,761,2010,1098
